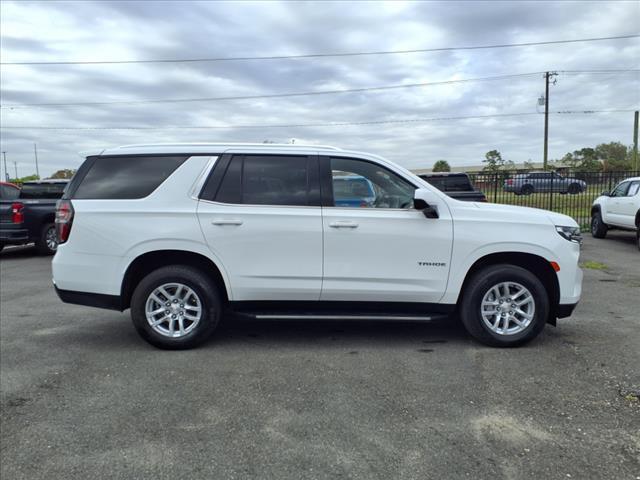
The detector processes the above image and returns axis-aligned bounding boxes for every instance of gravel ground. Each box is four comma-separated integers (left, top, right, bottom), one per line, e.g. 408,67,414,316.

1,233,639,480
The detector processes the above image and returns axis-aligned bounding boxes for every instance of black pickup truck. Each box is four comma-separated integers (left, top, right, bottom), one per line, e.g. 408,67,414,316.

419,173,487,202
0,180,69,254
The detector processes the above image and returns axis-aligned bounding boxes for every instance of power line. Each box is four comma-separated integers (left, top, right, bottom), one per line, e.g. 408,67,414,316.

4,69,638,109
1,109,634,131
0,72,542,108
559,68,640,74
2,34,638,66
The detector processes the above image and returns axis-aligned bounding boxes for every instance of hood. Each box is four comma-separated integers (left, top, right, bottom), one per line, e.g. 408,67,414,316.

468,201,578,228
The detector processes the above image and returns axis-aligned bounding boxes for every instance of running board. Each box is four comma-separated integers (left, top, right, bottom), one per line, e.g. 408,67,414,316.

251,314,448,321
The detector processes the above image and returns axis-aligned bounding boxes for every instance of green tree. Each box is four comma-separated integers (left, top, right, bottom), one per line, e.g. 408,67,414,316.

482,150,514,173
8,174,39,184
49,169,76,179
595,142,631,171
561,148,602,172
432,160,451,172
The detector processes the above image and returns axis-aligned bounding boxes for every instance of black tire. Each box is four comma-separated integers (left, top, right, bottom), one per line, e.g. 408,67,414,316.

130,265,221,349
591,211,608,238
521,184,534,196
636,228,639,252
0,243,4,253
568,183,581,194
35,223,57,255
459,264,549,347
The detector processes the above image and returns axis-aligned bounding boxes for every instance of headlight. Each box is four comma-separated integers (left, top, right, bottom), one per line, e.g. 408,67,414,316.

556,225,582,244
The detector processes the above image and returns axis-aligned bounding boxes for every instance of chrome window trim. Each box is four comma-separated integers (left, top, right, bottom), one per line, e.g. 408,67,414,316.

189,156,219,200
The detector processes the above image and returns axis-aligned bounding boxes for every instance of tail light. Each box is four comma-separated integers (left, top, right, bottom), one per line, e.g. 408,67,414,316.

11,203,24,224
55,200,74,244
506,179,514,185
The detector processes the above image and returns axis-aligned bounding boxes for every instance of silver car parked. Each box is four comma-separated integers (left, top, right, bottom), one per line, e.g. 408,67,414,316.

504,172,587,195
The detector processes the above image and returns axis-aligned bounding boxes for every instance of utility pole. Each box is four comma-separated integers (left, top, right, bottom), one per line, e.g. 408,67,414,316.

633,110,639,171
34,143,40,178
13,161,18,180
543,71,558,170
2,152,7,181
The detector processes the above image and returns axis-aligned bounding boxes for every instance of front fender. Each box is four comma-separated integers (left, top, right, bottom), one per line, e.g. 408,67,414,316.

441,241,559,304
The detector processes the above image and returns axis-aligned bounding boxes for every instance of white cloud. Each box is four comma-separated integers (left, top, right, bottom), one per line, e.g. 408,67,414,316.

0,0,638,176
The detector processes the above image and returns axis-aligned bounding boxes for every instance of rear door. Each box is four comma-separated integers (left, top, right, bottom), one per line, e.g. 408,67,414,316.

197,154,323,301
319,156,453,303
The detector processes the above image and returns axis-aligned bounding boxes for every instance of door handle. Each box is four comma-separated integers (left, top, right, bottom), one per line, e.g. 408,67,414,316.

329,221,359,228
212,219,243,226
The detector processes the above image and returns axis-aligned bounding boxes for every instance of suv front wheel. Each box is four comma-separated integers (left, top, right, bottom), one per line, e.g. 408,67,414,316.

130,265,221,349
459,265,549,347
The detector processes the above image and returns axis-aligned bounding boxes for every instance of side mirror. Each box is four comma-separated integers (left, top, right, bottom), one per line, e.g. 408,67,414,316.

601,190,610,196
414,188,440,219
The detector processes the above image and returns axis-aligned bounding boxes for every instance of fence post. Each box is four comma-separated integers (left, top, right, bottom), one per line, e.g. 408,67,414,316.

493,173,498,202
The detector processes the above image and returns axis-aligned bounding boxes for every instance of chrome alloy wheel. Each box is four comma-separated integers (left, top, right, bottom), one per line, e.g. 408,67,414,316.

480,282,535,336
145,283,202,338
46,226,58,251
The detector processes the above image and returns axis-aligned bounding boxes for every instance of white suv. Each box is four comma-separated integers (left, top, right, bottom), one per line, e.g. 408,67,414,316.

591,176,640,250
52,143,583,349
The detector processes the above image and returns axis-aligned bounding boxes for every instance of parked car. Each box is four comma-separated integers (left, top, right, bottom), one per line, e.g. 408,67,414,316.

591,176,640,250
504,172,586,195
52,143,583,349
419,173,487,202
0,179,69,254
332,175,377,207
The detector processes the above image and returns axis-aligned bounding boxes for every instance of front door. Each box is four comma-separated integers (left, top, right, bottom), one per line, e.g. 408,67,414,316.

197,154,323,301
608,180,631,227
320,156,453,303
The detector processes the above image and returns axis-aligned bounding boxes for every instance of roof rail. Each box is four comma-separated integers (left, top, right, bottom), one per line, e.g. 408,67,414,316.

116,142,341,151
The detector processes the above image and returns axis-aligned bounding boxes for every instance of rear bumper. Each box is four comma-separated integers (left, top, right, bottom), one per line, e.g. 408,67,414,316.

54,284,124,311
0,227,29,244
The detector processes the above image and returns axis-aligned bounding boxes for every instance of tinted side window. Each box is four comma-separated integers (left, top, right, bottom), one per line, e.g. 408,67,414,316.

73,156,187,199
215,155,242,204
215,155,310,206
0,185,20,200
243,156,309,206
330,157,415,209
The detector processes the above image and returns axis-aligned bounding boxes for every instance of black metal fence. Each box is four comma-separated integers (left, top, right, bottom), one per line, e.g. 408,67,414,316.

465,170,640,228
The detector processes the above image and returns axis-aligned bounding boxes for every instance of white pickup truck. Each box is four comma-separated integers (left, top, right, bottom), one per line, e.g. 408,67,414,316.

591,176,640,250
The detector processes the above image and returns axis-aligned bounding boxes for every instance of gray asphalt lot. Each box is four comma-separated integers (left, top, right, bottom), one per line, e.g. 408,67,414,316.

1,233,639,480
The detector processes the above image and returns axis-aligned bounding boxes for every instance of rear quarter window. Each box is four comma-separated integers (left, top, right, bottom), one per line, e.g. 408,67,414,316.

0,184,20,200
72,156,188,199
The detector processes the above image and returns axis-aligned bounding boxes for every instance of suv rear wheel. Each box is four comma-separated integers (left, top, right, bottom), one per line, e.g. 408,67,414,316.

591,211,608,238
130,265,221,349
459,265,549,347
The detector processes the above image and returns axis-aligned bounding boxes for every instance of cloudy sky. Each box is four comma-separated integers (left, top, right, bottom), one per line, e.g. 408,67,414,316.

1,0,638,177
